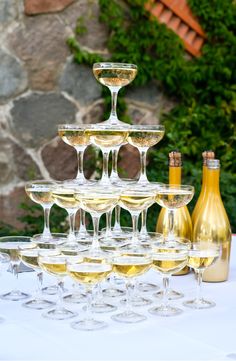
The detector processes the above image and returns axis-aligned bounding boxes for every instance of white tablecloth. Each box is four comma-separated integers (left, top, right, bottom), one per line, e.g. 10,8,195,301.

0,237,236,361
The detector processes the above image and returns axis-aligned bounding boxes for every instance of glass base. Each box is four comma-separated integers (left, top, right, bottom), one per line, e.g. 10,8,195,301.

149,305,183,317
121,295,152,307
138,282,159,293
42,285,58,296
111,310,146,323
22,298,55,310
183,298,216,309
102,287,125,298
154,288,184,300
0,290,30,301
0,316,5,324
42,307,77,320
71,318,108,331
63,293,87,304
84,302,117,314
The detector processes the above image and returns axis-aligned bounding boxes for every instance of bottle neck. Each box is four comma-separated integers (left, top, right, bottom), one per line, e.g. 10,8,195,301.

169,166,181,185
205,168,220,194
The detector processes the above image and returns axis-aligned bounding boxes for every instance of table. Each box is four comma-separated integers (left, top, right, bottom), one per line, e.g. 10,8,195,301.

0,237,235,361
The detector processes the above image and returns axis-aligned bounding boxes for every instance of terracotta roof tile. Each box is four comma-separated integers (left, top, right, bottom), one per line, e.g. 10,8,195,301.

146,0,206,56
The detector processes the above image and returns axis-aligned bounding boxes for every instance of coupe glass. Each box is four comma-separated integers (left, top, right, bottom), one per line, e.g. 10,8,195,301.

111,250,152,323
154,184,194,299
119,185,156,246
86,124,129,185
20,248,59,310
25,180,55,239
74,185,120,254
38,253,83,320
184,241,220,309
51,181,81,243
93,62,137,125
127,125,165,184
68,261,112,331
0,236,35,301
149,240,189,317
0,252,10,323
58,124,91,238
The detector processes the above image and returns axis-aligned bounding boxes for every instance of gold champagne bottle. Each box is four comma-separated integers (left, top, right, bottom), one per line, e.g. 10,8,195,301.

156,151,192,275
193,159,231,282
191,150,215,225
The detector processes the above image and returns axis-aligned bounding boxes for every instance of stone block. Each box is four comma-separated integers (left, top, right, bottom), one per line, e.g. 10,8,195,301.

0,0,18,26
125,82,162,108
9,15,70,90
82,101,105,124
118,144,140,179
12,142,42,180
24,0,75,15
0,49,27,102
60,61,101,105
10,92,77,148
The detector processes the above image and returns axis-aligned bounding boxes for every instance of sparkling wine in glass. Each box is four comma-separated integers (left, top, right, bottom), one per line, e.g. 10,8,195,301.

25,180,55,240
184,242,220,309
93,62,137,125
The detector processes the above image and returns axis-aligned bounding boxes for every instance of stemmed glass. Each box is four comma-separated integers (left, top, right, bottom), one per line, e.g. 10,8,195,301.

0,236,35,301
112,249,152,323
93,62,137,125
74,185,120,254
127,125,165,185
184,241,220,309
149,240,189,317
58,124,91,238
25,180,55,240
0,252,10,323
68,261,112,331
154,184,194,299
20,248,59,310
86,125,129,185
38,253,83,320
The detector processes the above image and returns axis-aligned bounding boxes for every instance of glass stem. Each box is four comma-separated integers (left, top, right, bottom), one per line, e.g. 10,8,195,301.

12,263,19,293
101,150,110,184
139,149,148,183
76,149,86,181
125,280,132,314
140,209,148,235
109,86,120,123
79,209,87,234
85,286,93,321
42,206,51,236
167,209,175,241
106,210,112,237
162,276,170,309
110,148,119,179
35,271,43,299
131,212,140,245
68,210,77,241
57,278,64,309
196,270,203,302
114,205,121,231
91,215,101,251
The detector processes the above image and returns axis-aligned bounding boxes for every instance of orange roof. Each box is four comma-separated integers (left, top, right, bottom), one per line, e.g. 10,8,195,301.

146,0,206,57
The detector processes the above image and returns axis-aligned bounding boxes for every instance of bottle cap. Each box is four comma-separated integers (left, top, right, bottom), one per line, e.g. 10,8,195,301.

202,150,215,165
169,150,182,167
207,159,220,169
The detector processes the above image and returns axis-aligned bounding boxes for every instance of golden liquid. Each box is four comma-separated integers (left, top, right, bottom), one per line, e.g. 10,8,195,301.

40,261,67,277
26,189,54,206
0,242,35,262
188,249,219,271
86,129,128,149
58,129,90,147
112,256,151,278
20,251,40,269
76,194,119,214
52,190,79,209
93,67,137,87
120,194,154,212
127,129,164,148
152,255,187,275
68,263,111,285
156,166,192,275
156,190,193,209
192,166,207,225
193,168,231,282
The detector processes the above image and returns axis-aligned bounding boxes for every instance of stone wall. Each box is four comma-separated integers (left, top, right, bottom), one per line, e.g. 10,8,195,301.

0,0,174,230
